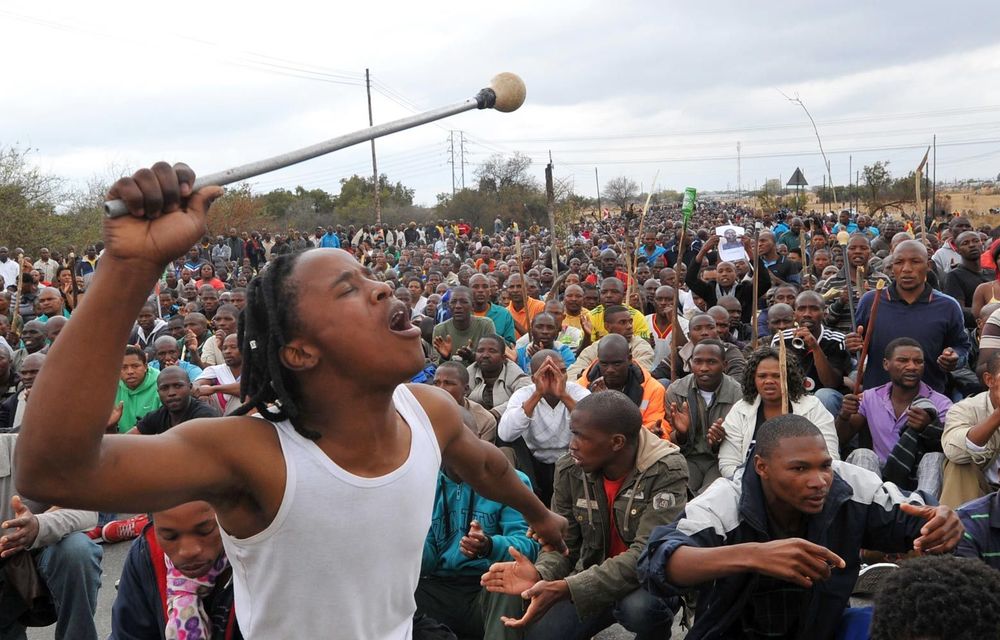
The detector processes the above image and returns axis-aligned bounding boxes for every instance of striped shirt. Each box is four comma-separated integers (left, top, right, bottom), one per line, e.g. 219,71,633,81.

770,326,850,392
956,492,1000,570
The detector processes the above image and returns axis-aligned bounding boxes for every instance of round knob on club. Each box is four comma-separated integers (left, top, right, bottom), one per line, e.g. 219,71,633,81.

489,72,526,113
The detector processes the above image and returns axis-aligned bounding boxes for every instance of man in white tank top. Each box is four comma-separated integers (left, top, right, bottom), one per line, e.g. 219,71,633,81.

15,162,569,640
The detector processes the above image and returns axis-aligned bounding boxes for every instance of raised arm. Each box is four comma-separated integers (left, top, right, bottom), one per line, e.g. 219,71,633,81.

410,384,568,553
15,163,249,512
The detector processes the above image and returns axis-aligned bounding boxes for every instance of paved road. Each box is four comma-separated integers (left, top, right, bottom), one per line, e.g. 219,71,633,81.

26,541,685,639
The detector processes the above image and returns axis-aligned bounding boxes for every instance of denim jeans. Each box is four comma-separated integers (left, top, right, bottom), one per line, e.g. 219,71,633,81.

846,448,945,498
0,532,102,640
815,388,844,420
523,588,677,640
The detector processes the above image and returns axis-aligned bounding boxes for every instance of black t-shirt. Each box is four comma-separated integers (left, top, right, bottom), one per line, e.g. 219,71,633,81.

771,328,850,392
136,398,221,435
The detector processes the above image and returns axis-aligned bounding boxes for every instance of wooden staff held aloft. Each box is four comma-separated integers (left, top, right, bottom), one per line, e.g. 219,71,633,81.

750,228,761,351
513,223,532,332
853,280,886,395
11,251,25,339
670,227,689,384
778,329,790,414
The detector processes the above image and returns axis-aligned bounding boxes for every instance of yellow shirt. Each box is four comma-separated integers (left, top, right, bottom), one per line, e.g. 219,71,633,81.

588,305,651,340
563,312,585,334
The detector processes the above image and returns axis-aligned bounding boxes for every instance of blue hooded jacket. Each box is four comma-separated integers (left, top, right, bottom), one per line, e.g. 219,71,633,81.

421,470,539,576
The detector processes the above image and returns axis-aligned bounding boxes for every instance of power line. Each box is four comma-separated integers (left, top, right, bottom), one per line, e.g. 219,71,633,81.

482,104,1000,144
519,137,1000,166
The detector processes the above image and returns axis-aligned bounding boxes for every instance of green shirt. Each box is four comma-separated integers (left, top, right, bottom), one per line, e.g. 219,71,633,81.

431,316,497,365
114,368,162,432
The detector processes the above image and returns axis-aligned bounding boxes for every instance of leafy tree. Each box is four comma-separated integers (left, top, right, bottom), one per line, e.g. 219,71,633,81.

0,146,104,257
603,176,639,211
862,161,893,213
476,152,536,193
206,183,269,235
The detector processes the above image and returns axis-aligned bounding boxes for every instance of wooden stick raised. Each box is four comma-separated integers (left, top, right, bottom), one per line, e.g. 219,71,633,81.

854,280,886,394
778,330,789,414
750,228,761,351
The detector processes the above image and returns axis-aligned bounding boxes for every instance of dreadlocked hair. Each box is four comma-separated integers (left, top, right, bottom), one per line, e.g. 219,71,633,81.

232,252,321,441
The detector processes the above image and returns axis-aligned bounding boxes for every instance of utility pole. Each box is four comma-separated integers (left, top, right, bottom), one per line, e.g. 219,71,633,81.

448,131,456,195
460,131,466,190
545,151,557,278
856,171,860,214
848,155,852,212
736,141,742,200
365,69,381,225
594,167,602,217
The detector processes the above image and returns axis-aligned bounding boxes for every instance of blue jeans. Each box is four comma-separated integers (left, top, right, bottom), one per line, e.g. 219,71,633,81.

523,588,677,640
815,388,844,419
0,532,102,640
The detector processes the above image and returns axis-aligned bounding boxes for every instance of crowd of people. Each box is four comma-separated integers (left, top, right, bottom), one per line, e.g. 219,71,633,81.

2,161,1000,639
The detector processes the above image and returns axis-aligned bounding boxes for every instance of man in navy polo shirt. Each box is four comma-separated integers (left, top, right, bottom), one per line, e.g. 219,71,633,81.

852,240,969,395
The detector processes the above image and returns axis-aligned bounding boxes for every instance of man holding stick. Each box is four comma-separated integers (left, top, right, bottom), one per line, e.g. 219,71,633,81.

850,240,969,395
14,162,568,639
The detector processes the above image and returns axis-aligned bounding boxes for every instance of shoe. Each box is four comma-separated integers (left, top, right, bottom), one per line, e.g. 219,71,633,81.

101,514,150,544
84,525,104,542
853,562,898,596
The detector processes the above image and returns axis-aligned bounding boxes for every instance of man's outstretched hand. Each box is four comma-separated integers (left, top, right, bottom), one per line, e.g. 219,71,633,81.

900,502,964,554
481,546,540,596
750,538,846,589
105,162,223,269
481,546,568,629
0,496,39,558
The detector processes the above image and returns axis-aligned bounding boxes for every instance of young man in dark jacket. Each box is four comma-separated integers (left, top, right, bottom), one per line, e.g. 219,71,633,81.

638,414,963,640
110,501,241,640
482,391,689,639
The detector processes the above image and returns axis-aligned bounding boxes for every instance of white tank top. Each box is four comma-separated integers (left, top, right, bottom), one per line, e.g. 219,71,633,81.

219,385,441,639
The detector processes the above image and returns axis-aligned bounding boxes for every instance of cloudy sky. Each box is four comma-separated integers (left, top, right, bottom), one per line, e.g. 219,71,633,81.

4,1,1000,207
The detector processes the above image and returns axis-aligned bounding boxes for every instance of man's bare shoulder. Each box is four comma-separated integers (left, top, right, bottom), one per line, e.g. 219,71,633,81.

405,384,460,423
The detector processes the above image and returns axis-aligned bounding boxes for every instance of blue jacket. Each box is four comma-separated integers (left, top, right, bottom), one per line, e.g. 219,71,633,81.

483,303,517,346
638,460,932,640
320,233,341,248
421,471,539,577
110,525,241,640
516,343,575,373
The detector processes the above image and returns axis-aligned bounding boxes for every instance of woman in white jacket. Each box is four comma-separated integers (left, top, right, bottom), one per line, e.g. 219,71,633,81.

718,346,839,479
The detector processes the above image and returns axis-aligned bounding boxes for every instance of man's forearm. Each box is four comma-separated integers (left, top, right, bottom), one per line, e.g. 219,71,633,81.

559,392,577,413
17,258,162,491
967,410,1000,447
665,543,759,587
32,509,98,549
522,389,543,418
467,442,548,522
811,347,841,389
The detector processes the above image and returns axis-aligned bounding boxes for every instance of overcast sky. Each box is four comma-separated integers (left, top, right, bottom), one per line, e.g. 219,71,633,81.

4,1,1000,207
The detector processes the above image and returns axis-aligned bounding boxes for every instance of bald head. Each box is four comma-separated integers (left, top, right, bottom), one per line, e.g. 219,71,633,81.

596,333,630,360
529,349,565,375
893,239,928,259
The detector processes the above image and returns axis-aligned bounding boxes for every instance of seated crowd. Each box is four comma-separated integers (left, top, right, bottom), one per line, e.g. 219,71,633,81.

4,205,1000,639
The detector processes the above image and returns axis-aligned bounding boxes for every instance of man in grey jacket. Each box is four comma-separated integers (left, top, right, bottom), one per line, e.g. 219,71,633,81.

0,433,102,640
666,340,742,495
483,391,688,639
